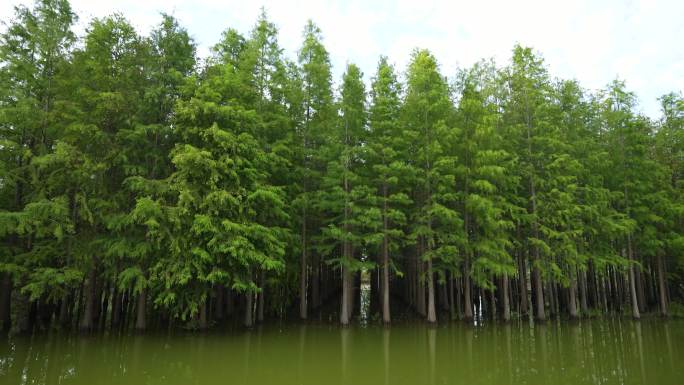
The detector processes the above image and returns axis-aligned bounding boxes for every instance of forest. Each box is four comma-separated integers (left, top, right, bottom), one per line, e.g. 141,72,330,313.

1,0,683,334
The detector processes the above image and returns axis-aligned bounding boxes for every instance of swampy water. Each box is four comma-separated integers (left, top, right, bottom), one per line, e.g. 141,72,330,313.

0,318,682,385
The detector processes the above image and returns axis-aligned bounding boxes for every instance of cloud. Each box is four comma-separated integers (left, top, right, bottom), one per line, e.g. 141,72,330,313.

1,0,682,117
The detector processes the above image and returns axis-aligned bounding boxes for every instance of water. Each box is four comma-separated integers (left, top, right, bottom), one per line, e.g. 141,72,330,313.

0,318,682,385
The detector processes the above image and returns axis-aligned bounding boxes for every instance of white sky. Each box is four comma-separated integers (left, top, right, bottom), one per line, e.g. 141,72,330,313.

1,0,682,118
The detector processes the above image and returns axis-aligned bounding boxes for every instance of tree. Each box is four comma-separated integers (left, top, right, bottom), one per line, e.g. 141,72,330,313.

402,49,461,323
366,57,411,324
292,20,334,319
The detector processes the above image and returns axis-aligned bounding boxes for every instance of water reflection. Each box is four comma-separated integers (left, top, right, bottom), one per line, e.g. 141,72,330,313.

0,319,682,385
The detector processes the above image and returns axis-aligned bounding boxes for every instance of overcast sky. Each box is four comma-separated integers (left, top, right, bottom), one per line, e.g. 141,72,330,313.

2,0,682,118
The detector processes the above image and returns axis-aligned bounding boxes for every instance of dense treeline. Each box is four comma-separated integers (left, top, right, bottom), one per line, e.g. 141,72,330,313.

1,0,683,333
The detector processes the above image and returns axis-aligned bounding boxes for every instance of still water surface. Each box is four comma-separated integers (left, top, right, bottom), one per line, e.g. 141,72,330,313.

0,318,682,385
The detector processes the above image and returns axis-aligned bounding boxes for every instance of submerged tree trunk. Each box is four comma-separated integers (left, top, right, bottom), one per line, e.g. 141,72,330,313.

568,277,578,319
0,273,11,331
257,275,265,323
657,254,668,317
627,238,640,319
532,263,545,321
464,257,473,321
215,284,224,321
340,263,351,325
426,258,436,323
300,212,308,320
382,186,391,324
79,266,97,331
518,253,528,316
135,288,147,331
502,274,511,322
244,292,253,327
579,269,589,315
312,255,320,309
199,300,208,330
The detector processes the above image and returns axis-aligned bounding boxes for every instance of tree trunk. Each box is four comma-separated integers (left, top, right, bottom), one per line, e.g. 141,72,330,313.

579,269,589,315
463,258,473,321
135,288,147,331
635,262,646,313
426,259,436,323
382,235,391,324
340,264,351,325
215,284,224,321
244,292,253,327
626,238,640,319
300,213,308,320
569,277,578,319
257,283,265,323
518,253,528,316
0,273,11,331
312,255,320,309
79,266,97,331
502,274,511,322
199,300,208,330
657,254,668,317
532,263,545,321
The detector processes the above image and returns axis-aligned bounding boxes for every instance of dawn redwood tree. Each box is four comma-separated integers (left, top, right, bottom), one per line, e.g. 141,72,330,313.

113,14,196,330
0,0,77,332
454,61,520,322
317,63,368,325
402,49,461,323
365,57,411,324
293,21,334,319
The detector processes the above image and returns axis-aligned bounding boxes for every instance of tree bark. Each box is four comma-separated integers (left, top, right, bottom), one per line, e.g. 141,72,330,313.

300,212,308,320
79,266,97,331
502,274,511,322
426,258,436,323
657,254,668,317
382,186,391,324
532,263,545,321
569,277,578,319
257,278,265,323
244,292,253,327
627,237,640,319
579,269,589,315
135,288,147,331
518,253,528,316
0,273,11,331
463,258,473,321
199,300,208,330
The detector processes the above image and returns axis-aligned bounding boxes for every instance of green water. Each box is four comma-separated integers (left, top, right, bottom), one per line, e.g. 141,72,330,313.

0,318,682,385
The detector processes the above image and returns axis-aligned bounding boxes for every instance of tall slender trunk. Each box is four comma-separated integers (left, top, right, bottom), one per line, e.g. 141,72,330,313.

215,284,224,321
382,184,391,324
135,288,147,331
79,266,97,331
0,273,11,331
579,269,589,315
426,258,436,323
299,211,308,320
448,273,456,320
518,252,528,316
312,255,320,309
657,254,668,317
244,292,253,327
111,288,121,329
463,257,473,321
257,271,265,323
532,262,545,321
627,237,640,319
199,301,208,330
569,277,578,319
502,274,511,322
340,264,351,325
